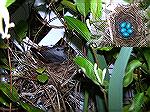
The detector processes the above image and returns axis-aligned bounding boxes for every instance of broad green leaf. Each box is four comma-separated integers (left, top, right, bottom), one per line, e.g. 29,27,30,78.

0,82,20,102
90,0,102,19
123,104,132,112
96,47,113,51
143,48,150,70
61,0,77,12
0,93,10,107
145,7,150,19
97,55,109,81
87,45,106,112
87,48,95,64
76,0,90,17
94,63,104,85
139,0,150,9
108,47,133,112
123,60,142,87
83,90,89,112
5,0,16,7
14,20,28,42
36,67,46,74
74,56,99,85
87,48,107,112
95,95,106,112
37,74,49,83
130,92,144,112
20,101,44,112
146,86,150,98
64,16,91,41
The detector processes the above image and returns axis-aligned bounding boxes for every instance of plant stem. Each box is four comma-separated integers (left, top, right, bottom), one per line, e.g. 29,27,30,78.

99,86,108,111
90,46,108,110
90,46,100,67
7,39,12,112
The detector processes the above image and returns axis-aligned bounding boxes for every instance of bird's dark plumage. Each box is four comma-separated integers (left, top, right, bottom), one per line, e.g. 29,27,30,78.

31,46,68,63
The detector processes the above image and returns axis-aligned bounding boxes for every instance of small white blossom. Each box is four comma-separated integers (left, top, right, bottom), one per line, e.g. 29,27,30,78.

0,2,15,39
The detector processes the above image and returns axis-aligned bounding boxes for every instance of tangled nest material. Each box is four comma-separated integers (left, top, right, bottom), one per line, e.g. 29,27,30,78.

12,49,83,112
9,5,96,111
88,3,148,47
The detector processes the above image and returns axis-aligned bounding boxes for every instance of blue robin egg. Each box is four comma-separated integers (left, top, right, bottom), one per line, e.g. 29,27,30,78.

127,28,133,34
123,32,130,38
126,22,131,29
121,28,126,33
120,22,126,28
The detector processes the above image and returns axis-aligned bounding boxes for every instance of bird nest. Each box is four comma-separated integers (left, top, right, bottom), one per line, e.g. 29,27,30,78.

109,3,147,47
12,48,83,112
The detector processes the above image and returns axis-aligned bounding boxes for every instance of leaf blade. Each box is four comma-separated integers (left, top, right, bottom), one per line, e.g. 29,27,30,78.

74,56,99,85
5,0,16,7
76,0,90,17
108,47,133,111
64,16,91,41
0,83,20,102
123,60,142,87
90,0,102,19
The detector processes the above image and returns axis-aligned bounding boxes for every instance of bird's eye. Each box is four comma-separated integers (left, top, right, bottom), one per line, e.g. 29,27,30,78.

56,48,60,51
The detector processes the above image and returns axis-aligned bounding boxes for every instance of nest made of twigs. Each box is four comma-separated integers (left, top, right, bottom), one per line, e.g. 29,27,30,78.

12,48,84,112
109,4,147,47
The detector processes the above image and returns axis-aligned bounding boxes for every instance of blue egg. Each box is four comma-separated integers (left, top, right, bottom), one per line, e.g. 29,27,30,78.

120,28,126,33
127,28,133,34
120,22,126,28
126,22,131,29
123,32,130,38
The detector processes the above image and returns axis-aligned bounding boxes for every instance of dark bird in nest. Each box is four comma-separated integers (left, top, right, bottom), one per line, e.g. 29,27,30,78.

31,46,68,63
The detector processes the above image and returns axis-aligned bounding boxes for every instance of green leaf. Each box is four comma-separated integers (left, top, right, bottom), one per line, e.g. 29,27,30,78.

37,74,49,83
96,47,113,51
139,0,150,9
64,16,91,41
0,38,9,49
95,95,106,112
146,86,150,98
0,93,10,107
20,101,44,112
145,7,150,19
131,92,144,112
14,20,28,42
94,63,104,85
143,48,150,70
36,67,46,74
90,0,102,19
83,90,89,112
87,48,107,112
123,60,142,87
5,0,16,7
97,55,110,81
76,0,90,17
61,0,77,12
123,104,132,112
108,47,133,112
0,82,20,102
0,58,8,66
74,56,99,85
